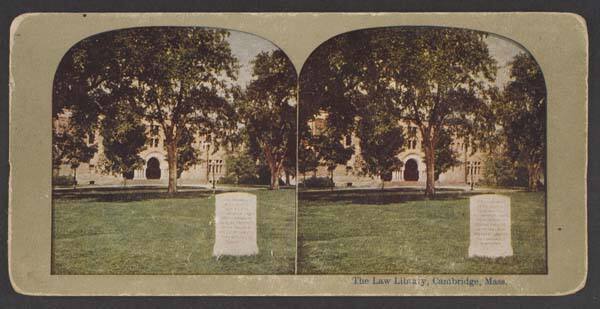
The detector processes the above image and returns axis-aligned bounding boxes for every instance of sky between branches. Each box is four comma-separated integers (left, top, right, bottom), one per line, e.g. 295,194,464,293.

227,30,527,90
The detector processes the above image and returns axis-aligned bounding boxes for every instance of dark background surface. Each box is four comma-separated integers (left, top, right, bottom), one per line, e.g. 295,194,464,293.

1,0,598,308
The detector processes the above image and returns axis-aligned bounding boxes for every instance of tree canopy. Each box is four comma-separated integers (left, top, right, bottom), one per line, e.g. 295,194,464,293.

299,27,497,196
53,27,239,193
495,52,546,191
239,50,297,190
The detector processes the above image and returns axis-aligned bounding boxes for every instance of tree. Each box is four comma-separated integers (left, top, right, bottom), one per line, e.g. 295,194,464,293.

53,123,97,188
282,128,297,186
299,28,496,196
298,32,368,183
175,126,203,178
390,28,496,196
312,132,354,187
355,103,405,190
225,151,258,185
298,141,320,184
496,52,546,191
240,50,297,190
53,28,239,193
434,128,461,181
368,28,496,196
482,147,528,188
118,28,237,193
99,108,147,186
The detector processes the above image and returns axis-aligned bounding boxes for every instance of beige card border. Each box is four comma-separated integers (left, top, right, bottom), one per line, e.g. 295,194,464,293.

8,12,588,296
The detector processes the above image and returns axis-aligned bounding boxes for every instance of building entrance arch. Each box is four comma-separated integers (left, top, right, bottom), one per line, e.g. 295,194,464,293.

146,157,161,179
403,158,419,181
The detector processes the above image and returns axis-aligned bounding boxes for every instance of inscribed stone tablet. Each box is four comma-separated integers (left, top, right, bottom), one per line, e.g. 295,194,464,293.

468,194,513,258
213,192,259,256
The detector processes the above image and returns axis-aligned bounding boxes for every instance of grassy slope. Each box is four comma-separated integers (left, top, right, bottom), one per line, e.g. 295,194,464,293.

298,191,546,274
52,189,296,274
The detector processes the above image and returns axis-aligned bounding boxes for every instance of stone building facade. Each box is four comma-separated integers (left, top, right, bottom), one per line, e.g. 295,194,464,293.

53,112,228,186
308,114,486,187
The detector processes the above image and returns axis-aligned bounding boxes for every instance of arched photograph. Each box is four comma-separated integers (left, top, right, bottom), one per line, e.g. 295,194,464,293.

297,27,547,274
51,27,297,274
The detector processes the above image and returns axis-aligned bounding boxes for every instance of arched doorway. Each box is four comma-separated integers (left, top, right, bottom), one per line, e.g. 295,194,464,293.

145,157,161,179
403,159,419,181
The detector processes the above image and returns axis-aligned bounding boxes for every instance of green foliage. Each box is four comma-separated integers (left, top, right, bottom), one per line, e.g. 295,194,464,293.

300,176,335,188
99,108,147,181
53,123,97,171
283,128,297,182
434,128,461,180
495,52,546,191
239,50,297,190
299,27,497,195
355,105,404,185
53,27,239,193
298,31,367,182
176,127,202,178
482,149,529,188
312,133,354,177
52,175,77,187
298,142,320,176
225,151,258,185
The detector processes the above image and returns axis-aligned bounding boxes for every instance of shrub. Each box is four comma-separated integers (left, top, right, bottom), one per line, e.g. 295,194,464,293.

218,175,237,185
300,176,334,188
219,174,261,185
53,175,76,187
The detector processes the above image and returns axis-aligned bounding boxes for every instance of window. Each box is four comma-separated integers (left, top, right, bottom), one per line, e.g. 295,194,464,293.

151,125,159,136
148,138,160,148
407,139,418,150
408,127,417,136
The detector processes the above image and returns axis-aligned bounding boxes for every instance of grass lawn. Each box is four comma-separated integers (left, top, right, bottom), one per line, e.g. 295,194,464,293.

52,187,295,274
297,190,546,274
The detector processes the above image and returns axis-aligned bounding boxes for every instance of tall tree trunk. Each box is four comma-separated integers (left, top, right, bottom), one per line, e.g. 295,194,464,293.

212,163,216,189
424,141,436,197
263,146,280,190
72,167,77,190
528,162,540,191
206,146,210,183
167,142,178,194
330,169,334,191
464,143,469,183
269,162,281,190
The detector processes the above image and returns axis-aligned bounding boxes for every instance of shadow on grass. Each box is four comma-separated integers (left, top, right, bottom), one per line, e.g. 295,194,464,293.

299,187,487,205
52,186,224,203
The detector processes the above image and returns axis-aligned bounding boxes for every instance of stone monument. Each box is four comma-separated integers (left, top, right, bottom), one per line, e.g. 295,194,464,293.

212,192,259,257
468,194,513,258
